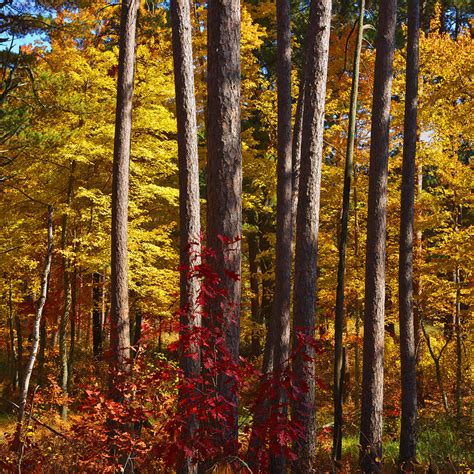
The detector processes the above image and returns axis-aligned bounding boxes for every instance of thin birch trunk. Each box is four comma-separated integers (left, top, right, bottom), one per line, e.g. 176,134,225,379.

17,206,53,431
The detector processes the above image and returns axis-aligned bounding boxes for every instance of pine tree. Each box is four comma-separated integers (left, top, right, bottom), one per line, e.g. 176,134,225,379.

359,0,397,471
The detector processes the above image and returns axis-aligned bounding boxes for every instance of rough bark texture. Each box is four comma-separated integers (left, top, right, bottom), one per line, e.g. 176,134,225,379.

359,0,397,471
17,206,53,426
291,0,332,471
333,0,365,461
398,0,420,466
170,0,201,471
206,0,242,454
270,0,292,471
110,0,139,393
291,79,304,235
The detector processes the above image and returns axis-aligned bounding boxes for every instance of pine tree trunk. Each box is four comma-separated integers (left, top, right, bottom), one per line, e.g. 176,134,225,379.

206,0,242,455
110,0,139,398
359,0,397,471
398,0,420,466
270,0,293,470
171,0,202,471
333,0,365,461
291,78,304,234
291,0,332,471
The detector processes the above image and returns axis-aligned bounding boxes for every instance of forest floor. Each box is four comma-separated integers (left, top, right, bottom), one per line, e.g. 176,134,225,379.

0,409,472,472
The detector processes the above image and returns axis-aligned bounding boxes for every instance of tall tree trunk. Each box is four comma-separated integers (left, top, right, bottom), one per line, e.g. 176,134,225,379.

206,0,242,455
109,0,139,399
92,272,103,358
270,0,293,471
170,0,202,471
333,0,365,461
359,0,397,471
291,0,332,471
398,0,420,466
17,206,53,429
59,160,75,421
291,79,304,236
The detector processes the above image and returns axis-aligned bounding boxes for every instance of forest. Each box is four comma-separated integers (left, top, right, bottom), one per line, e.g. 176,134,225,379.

0,0,472,472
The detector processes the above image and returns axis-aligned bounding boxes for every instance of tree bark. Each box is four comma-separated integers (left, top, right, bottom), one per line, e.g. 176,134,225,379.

17,206,53,429
291,0,332,471
270,0,293,471
333,0,365,461
206,0,242,455
109,0,139,398
359,0,397,471
170,0,202,471
398,0,420,466
291,79,304,237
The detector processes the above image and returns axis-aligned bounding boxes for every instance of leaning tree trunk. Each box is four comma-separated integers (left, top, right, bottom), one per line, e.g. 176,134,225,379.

206,0,242,456
398,0,420,466
270,0,293,471
333,0,365,461
170,0,202,472
17,206,53,431
109,0,139,399
359,0,397,472
291,0,332,471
